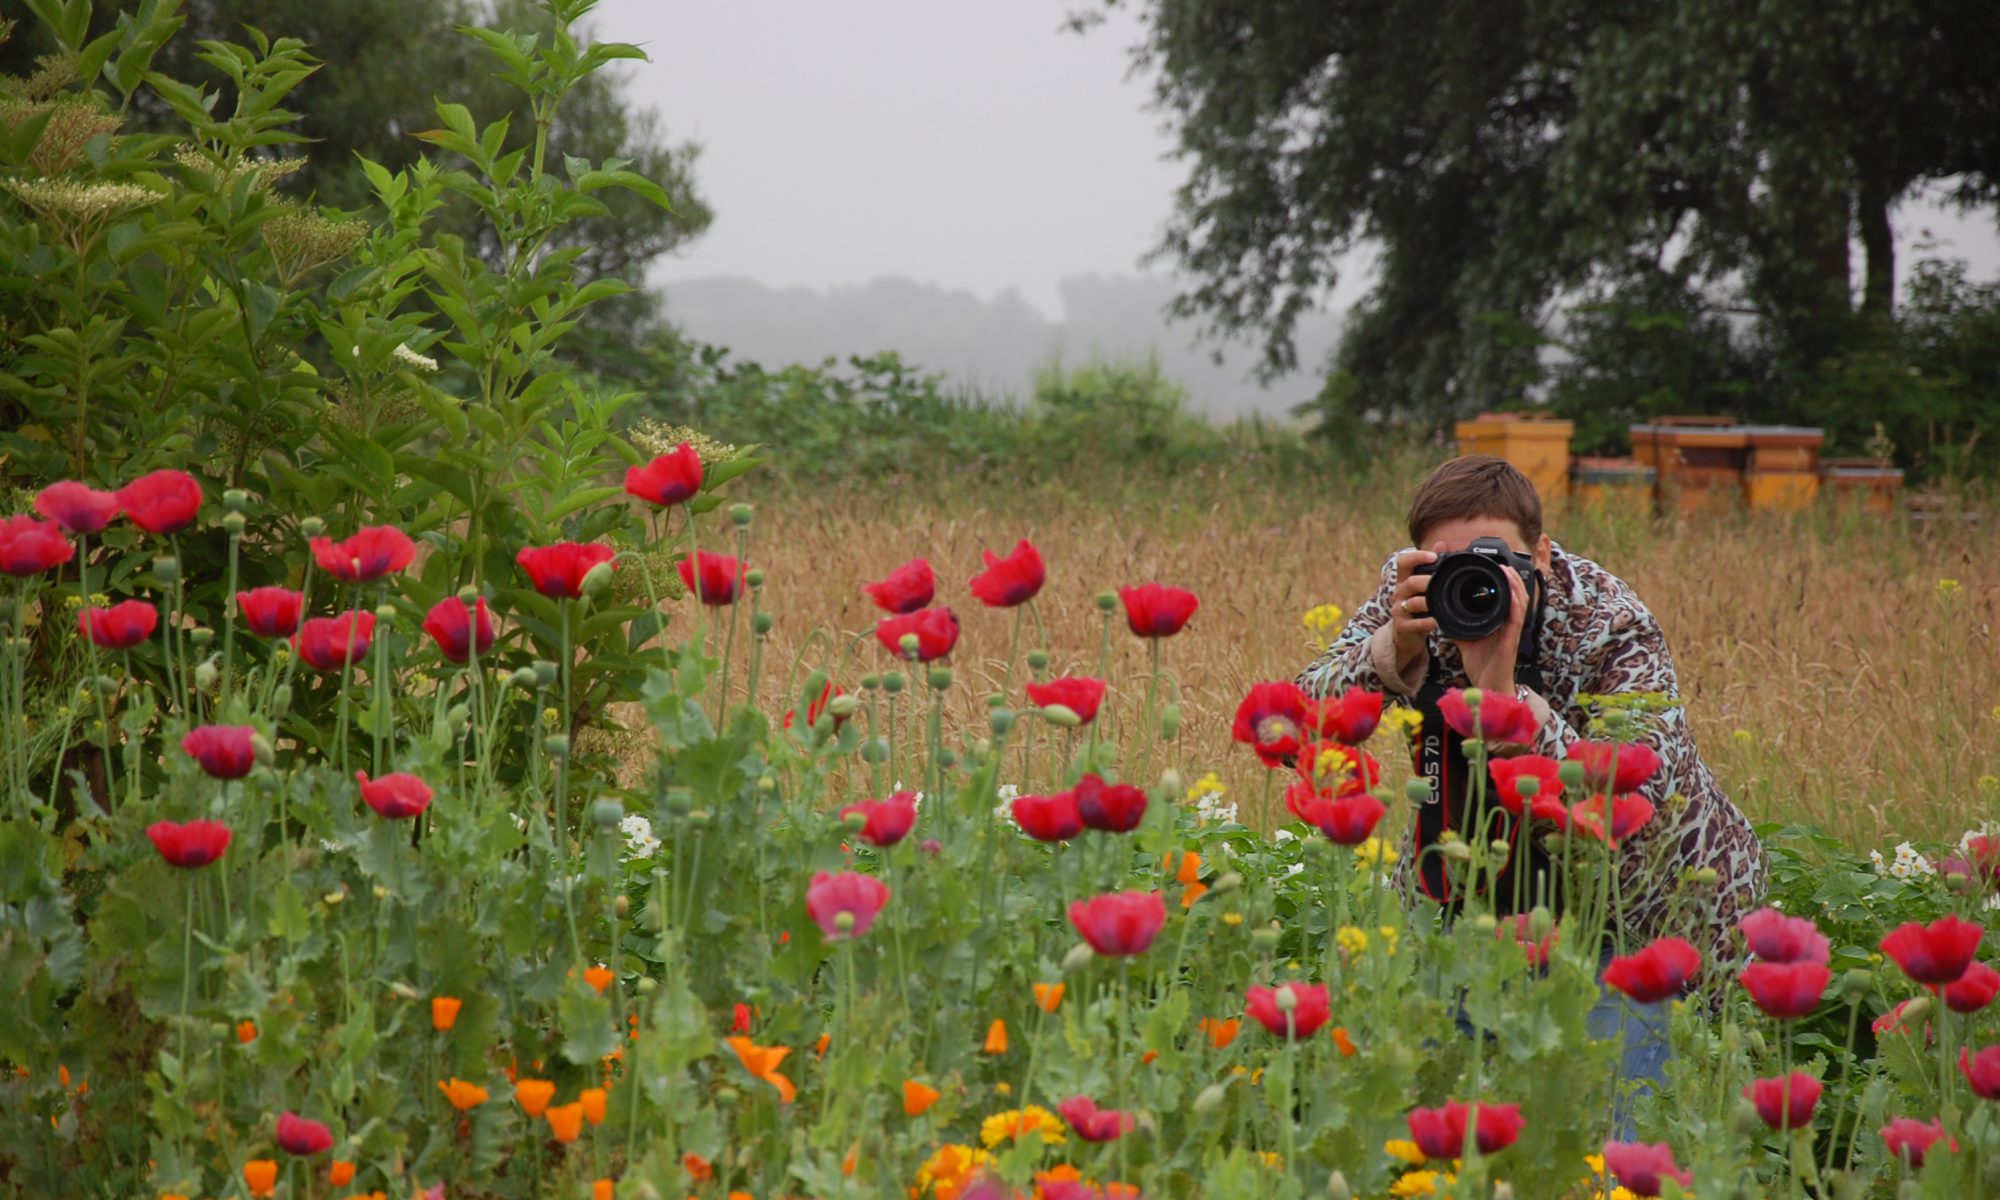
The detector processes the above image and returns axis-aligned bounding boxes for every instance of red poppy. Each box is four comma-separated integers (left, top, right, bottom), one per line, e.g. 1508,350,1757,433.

863,558,935,614
1117,582,1199,637
731,1004,752,1035
838,792,917,848
516,542,616,599
1074,774,1147,833
1564,740,1661,794
968,539,1044,608
1068,891,1166,957
1962,833,2000,885
356,770,433,819
1564,793,1656,846
1735,907,1829,964
276,1111,334,1156
34,481,121,534
421,596,496,664
294,612,376,672
1292,741,1383,796
1317,792,1386,847
806,870,890,940
1960,1045,2000,1099
1739,961,1830,1020
1316,688,1384,745
874,607,960,661
1602,937,1702,1004
1057,1095,1134,1143
1880,916,1985,986
1244,982,1331,1039
677,550,745,606
310,526,417,583
1942,961,2000,1014
0,515,74,576
1026,676,1107,725
117,469,203,535
1744,1073,1820,1131
146,819,232,868
625,442,704,507
236,587,305,638
181,725,258,780
1601,1141,1692,1197
78,600,157,650
1438,687,1539,744
1231,681,1311,767
1407,1100,1525,1158
785,681,847,731
1012,791,1083,842
1879,1117,1954,1168
1498,913,1558,967
1487,754,1563,815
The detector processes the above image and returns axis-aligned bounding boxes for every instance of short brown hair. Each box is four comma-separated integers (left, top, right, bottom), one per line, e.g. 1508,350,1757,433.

1406,455,1543,547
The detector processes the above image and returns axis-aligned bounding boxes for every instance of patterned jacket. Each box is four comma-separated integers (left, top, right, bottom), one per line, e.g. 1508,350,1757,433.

1297,543,1766,968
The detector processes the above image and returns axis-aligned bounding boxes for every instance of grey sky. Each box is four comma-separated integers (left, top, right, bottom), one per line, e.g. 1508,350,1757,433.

593,0,1997,322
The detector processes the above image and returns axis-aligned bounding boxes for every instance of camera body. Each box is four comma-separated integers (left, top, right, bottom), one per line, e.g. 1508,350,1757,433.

1412,536,1543,641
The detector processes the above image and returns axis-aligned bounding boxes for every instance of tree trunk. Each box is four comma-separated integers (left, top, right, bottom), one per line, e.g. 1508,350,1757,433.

1858,170,1897,317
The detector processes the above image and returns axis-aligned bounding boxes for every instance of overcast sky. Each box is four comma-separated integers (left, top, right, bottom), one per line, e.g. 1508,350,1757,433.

591,0,1998,321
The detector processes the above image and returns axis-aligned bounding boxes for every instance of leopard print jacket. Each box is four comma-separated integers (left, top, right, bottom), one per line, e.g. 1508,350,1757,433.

1297,543,1767,973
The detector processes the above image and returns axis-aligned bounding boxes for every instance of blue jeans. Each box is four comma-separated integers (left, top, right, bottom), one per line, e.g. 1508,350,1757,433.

1586,945,1672,1138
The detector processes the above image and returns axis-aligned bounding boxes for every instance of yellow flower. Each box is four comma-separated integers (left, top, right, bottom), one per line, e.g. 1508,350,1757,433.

979,1104,1067,1147
1222,911,1243,926
1335,926,1370,957
1377,925,1401,956
1935,578,1962,600
1382,707,1424,736
1302,603,1345,648
1390,1169,1456,1197
1185,772,1227,802
1384,1139,1428,1166
1255,1151,1282,1168
1354,836,1399,868
915,1143,992,1198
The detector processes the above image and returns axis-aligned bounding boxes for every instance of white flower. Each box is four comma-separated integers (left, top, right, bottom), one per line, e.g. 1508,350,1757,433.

1273,828,1296,844
392,343,440,373
1984,893,2000,912
619,813,658,859
1874,842,1935,879
1957,821,1999,855
1283,862,1306,879
997,784,1020,802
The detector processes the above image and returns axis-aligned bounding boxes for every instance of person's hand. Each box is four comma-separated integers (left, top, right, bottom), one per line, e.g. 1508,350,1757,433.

1389,542,1445,668
1454,562,1530,695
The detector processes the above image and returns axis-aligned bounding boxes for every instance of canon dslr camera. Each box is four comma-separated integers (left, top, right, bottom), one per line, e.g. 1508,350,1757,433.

1412,536,1543,641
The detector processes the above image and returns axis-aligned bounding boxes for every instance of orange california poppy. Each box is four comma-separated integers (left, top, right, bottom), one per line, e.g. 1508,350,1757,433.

683,1152,714,1181
431,996,462,1031
545,1101,584,1143
843,1140,859,1176
439,1077,489,1110
591,1179,613,1200
243,1159,278,1197
579,1086,607,1125
726,1035,797,1103
1032,982,1065,1013
1331,1025,1357,1056
1141,1049,1159,1064
814,1032,830,1058
583,964,615,994
236,1020,257,1044
328,1160,356,1187
902,1079,941,1116
1168,850,1202,885
1200,1017,1241,1050
514,1078,555,1117
1181,881,1209,909
57,1065,69,1088
983,1019,1008,1055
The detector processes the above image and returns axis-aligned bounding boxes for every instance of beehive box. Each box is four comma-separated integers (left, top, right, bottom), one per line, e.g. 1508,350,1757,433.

1455,413,1574,502
1743,425,1826,472
1570,457,1656,513
1744,469,1819,512
1821,458,1904,515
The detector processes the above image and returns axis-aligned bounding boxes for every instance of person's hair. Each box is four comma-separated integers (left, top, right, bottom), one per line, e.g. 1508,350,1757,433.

1405,455,1543,547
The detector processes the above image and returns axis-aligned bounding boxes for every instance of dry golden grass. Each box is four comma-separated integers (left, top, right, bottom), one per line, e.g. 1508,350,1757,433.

704,463,1999,850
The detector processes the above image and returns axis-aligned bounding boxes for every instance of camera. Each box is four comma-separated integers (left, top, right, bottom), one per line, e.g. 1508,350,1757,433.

1412,536,1543,641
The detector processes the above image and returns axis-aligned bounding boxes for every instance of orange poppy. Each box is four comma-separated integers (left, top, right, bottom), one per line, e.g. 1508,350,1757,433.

1331,1026,1357,1056
439,1078,488,1111
243,1159,278,1197
842,1140,859,1176
814,1032,830,1058
1141,1049,1159,1064
1181,881,1209,909
591,1180,613,1200
579,1086,607,1125
431,996,462,1031
1199,1017,1241,1050
726,1035,796,1103
1032,982,1065,1013
514,1078,555,1117
328,1160,356,1187
545,1101,584,1143
983,1019,1008,1055
57,1065,69,1088
902,1079,940,1116
683,1152,714,1181
236,1020,257,1044
1165,850,1202,884
583,964,615,994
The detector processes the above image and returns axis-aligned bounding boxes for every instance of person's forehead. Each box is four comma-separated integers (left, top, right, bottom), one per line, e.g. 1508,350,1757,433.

1419,515,1527,548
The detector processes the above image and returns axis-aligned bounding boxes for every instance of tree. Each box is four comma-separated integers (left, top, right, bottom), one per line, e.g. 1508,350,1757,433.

1095,0,2000,418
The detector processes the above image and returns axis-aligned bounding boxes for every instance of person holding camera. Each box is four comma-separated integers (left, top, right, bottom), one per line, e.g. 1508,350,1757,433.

1297,455,1766,1091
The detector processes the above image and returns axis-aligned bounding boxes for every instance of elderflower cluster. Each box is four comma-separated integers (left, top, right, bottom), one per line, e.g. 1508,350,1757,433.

392,343,440,373
1869,841,1936,880
4,178,159,217
619,813,659,860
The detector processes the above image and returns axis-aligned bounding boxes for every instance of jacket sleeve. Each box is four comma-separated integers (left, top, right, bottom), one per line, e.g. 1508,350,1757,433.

1296,550,1429,699
1528,592,1689,810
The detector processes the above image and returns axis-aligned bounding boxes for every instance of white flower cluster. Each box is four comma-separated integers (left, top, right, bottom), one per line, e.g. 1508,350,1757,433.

1869,841,1937,880
620,813,660,860
993,783,1019,823
1192,788,1237,826
392,343,440,373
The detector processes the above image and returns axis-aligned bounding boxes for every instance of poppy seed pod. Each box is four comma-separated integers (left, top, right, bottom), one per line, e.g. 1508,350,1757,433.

1557,760,1587,788
1095,591,1118,612
989,709,1015,737
747,568,765,588
533,661,559,688
928,666,952,690
545,734,570,760
728,503,753,527
1251,926,1281,949
861,738,889,764
1026,649,1050,672
882,672,905,695
1513,775,1541,800
223,488,248,513
153,555,180,584
591,799,624,828
1405,778,1433,805
222,512,247,536
753,612,774,635
192,627,215,649
1471,913,1499,934
938,748,957,769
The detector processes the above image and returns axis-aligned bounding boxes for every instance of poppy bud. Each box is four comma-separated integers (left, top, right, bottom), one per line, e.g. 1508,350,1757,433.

1731,1096,1765,1135
810,712,835,742
224,488,249,513
715,1086,741,1105
190,627,213,649
973,739,992,757
1325,1170,1352,1200
1898,995,1930,1024
1439,841,1471,862
251,733,275,766
1540,833,1565,854
1251,926,1281,949
1062,942,1097,974
1557,760,1587,788
938,748,957,769
635,974,656,992
1212,872,1243,895
1041,704,1080,728
222,512,247,537
928,666,952,690
989,709,1015,737
1746,1030,1767,1055
614,895,630,919
882,672,905,695
1193,1083,1228,1115
1274,984,1298,1013
1405,778,1433,805
545,735,570,760
1489,839,1511,855
510,667,539,690
300,516,325,538
447,705,470,735
747,568,765,588
591,799,624,828
729,503,754,527
842,810,868,831
898,633,921,657
861,738,889,764
1096,591,1118,612
1026,649,1050,672
533,661,559,688
1159,768,1182,795
1513,776,1540,800
457,585,479,606
757,775,777,792
194,662,219,691
1721,1025,1742,1054
860,674,881,690
687,809,712,826
632,1183,662,1200
1491,1184,1513,1200
1528,905,1555,940
753,612,774,635
827,694,859,717
1471,913,1499,934
1841,968,1872,997
271,684,292,712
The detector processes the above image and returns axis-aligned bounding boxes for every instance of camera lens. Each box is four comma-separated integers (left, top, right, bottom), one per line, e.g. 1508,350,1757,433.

1428,554,1509,640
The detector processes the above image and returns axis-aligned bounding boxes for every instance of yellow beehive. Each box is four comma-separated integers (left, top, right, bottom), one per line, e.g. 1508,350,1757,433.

1455,413,1573,503
1744,469,1819,512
